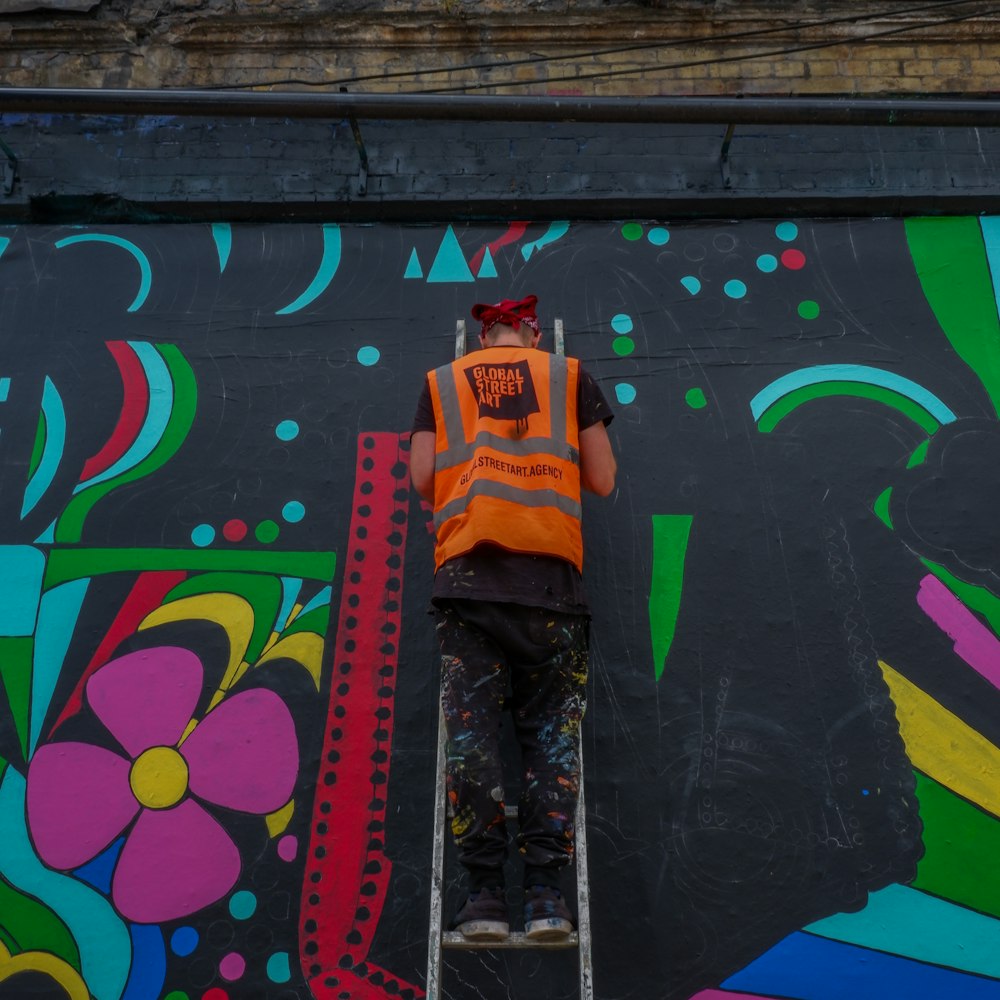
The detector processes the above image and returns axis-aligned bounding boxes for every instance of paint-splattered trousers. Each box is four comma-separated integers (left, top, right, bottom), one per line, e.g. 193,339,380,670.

434,598,589,886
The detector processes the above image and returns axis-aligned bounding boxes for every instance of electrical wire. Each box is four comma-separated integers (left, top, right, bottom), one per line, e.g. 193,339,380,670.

205,0,995,93
415,2,1000,94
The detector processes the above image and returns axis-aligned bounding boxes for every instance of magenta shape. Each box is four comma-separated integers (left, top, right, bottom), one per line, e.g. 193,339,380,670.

219,952,247,981
87,646,204,757
182,687,298,814
27,742,138,870
917,575,1000,688
112,798,241,923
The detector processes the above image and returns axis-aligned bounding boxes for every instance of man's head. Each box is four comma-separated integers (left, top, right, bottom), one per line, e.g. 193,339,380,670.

471,295,541,348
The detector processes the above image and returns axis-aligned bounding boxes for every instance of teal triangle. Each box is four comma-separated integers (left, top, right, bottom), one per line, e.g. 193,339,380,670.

34,520,56,544
427,226,474,283
404,247,423,279
477,247,498,279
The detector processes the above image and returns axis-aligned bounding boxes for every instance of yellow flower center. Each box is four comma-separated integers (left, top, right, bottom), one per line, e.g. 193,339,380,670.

129,746,189,810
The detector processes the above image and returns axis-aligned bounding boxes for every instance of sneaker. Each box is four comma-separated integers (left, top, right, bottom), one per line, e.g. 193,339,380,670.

524,885,574,941
451,887,509,941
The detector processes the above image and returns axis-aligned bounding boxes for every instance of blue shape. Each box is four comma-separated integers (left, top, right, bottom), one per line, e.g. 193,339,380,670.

122,922,166,1000
282,500,305,523
404,247,423,279
724,279,747,299
0,236,9,259
275,419,299,441
276,224,342,314
615,383,637,405
757,254,779,272
74,838,124,893
807,884,1000,980
776,221,799,242
980,217,1000,313
54,234,152,312
611,313,634,335
680,276,701,295
427,226,474,283
0,545,45,637
477,247,498,279
75,342,173,493
267,951,292,983
22,376,67,518
0,769,131,1000
229,890,258,919
276,576,304,632
648,227,670,246
724,930,1000,1000
191,524,215,547
30,577,90,754
521,220,570,261
212,222,232,273
0,376,9,401
300,585,332,617
171,926,199,957
357,346,380,367
749,364,959,425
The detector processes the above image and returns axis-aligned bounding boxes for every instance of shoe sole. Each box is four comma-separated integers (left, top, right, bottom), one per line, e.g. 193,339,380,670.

457,920,510,941
524,917,574,941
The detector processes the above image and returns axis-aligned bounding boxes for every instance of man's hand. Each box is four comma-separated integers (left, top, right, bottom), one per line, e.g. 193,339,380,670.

579,421,616,496
410,430,436,502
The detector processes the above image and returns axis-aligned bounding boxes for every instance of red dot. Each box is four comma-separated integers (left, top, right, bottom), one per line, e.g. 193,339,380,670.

223,519,248,542
203,989,229,1000
781,249,806,270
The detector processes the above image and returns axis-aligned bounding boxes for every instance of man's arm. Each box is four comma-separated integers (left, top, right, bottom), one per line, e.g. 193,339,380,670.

579,421,616,497
410,430,436,503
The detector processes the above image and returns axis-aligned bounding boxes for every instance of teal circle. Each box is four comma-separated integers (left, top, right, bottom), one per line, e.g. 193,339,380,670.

275,419,299,441
282,500,306,523
615,383,637,405
680,276,701,296
775,222,799,242
612,336,635,357
798,300,821,320
229,890,257,920
357,345,380,366
170,926,199,957
621,223,643,241
756,254,778,273
191,524,215,548
256,519,280,544
611,313,633,334
267,952,292,984
647,227,670,246
724,280,747,299
685,387,708,410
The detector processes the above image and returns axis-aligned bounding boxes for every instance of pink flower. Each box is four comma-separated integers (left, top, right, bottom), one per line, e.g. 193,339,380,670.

27,646,298,924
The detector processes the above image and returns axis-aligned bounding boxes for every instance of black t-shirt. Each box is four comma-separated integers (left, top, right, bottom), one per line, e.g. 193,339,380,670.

412,362,613,614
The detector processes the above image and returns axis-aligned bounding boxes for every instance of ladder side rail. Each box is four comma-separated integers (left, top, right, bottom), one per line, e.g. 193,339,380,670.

575,727,594,1000
426,705,450,999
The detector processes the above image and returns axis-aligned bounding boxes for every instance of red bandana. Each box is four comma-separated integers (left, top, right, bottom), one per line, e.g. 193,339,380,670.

471,295,540,338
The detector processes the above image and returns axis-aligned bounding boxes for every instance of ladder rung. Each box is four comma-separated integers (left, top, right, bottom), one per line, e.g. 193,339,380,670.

442,931,579,950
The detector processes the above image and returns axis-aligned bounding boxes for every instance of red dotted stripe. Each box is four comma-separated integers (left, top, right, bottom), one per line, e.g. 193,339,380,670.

301,432,423,1000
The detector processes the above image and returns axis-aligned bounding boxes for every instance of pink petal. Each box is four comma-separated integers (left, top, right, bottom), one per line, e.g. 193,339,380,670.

183,687,298,814
87,647,203,756
112,799,240,923
27,742,138,870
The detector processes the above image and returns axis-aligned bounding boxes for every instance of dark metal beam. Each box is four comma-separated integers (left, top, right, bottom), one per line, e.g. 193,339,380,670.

3,87,1000,126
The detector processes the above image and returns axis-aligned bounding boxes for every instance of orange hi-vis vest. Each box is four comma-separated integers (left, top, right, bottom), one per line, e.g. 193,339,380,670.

427,346,583,572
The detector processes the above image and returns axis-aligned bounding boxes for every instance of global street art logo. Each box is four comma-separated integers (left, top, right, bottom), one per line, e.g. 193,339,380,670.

465,360,540,423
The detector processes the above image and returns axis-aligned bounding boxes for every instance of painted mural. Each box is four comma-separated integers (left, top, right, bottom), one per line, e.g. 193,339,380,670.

0,217,998,1000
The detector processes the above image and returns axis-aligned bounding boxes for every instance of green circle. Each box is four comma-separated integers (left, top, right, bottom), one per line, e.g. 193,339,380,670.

164,992,190,1000
612,336,635,357
621,222,643,241
255,519,280,544
685,387,708,410
798,300,820,319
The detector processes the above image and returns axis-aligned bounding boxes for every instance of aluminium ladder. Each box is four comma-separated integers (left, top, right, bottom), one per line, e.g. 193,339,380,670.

425,317,594,1000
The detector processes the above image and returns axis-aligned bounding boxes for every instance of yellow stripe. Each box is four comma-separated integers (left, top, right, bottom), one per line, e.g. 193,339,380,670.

879,659,1000,818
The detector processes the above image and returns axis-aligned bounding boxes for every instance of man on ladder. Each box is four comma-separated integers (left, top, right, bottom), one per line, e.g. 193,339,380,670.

410,294,616,946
